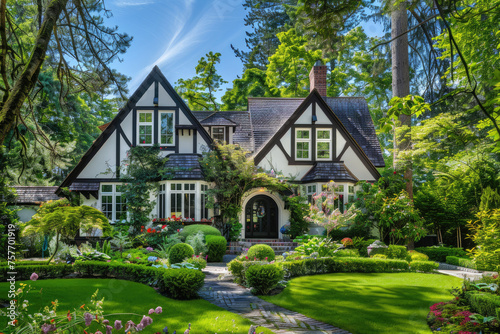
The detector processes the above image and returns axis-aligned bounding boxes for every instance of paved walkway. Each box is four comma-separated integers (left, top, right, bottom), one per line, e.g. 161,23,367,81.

437,262,497,281
199,264,351,334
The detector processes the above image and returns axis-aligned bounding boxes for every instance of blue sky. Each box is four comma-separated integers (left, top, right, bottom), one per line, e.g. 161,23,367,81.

105,0,385,98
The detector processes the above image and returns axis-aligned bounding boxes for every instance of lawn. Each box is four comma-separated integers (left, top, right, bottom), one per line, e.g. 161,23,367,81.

261,272,463,334
0,279,273,334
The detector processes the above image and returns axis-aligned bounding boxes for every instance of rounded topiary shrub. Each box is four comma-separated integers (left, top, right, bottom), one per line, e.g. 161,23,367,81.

179,224,221,240
205,235,227,262
245,264,284,295
169,243,194,264
158,268,205,299
386,245,409,261
247,244,275,261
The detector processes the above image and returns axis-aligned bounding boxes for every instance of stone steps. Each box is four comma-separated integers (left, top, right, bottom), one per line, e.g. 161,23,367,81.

226,239,298,255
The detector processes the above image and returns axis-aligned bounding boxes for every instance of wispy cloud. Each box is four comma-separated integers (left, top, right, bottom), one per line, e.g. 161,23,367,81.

113,0,155,7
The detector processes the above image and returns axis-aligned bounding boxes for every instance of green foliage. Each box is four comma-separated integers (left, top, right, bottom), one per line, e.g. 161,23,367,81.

175,51,227,111
465,291,500,317
294,236,338,258
184,256,207,270
227,259,267,284
185,231,208,256
386,245,409,261
247,244,275,261
0,263,74,280
245,264,284,295
200,144,288,240
119,145,169,233
169,243,194,264
352,238,377,258
283,192,309,238
414,247,467,262
277,257,409,278
446,256,477,270
205,235,227,262
409,251,429,262
371,254,387,259
179,224,221,240
409,261,439,273
333,249,360,258
466,209,500,271
480,187,500,212
110,232,132,258
158,268,205,300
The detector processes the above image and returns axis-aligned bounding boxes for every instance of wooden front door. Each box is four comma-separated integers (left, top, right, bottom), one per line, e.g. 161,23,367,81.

245,195,278,238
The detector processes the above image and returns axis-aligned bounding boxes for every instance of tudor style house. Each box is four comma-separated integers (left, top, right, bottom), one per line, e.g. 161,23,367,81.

57,62,384,239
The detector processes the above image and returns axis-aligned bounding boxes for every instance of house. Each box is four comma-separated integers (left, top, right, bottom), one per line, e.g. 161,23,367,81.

10,186,60,222
57,62,384,239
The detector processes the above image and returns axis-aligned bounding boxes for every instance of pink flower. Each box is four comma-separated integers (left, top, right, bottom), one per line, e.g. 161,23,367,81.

140,316,153,327
30,272,38,281
155,306,162,314
84,312,93,326
105,325,113,334
114,320,123,330
148,308,155,315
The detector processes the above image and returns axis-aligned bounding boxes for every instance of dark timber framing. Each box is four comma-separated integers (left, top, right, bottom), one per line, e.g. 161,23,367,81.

254,89,381,181
57,66,213,195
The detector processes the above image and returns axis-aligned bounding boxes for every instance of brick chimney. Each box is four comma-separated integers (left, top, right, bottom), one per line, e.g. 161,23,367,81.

309,60,327,97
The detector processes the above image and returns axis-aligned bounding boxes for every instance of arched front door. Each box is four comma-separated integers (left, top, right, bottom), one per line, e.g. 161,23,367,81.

245,195,278,239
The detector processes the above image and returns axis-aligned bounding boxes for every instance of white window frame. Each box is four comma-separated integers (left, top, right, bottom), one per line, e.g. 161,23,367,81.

137,110,154,146
159,111,175,146
100,184,126,222
212,126,225,142
306,184,317,203
295,128,311,160
316,128,332,160
169,183,196,220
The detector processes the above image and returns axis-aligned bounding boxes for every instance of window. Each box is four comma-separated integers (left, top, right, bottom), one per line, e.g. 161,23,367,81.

100,184,126,222
348,185,355,204
295,128,311,160
306,184,316,203
212,127,225,142
159,111,174,145
170,183,196,219
201,184,209,219
158,184,166,218
138,111,153,145
316,129,332,160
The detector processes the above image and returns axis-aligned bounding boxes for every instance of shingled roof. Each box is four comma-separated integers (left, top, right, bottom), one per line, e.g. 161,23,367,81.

192,111,254,152
164,154,204,179
12,186,60,204
301,163,358,183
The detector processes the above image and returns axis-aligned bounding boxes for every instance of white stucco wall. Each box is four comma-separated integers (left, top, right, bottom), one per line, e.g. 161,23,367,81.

79,131,116,178
178,131,193,153
259,146,311,179
296,105,312,124
316,103,331,124
135,83,155,106
158,85,176,106
342,147,377,181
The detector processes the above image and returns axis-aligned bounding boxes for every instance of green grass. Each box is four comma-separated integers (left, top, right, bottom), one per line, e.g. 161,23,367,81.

262,273,463,334
1,279,273,333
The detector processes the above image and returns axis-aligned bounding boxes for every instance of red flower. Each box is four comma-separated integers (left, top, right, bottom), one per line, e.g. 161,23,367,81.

393,171,397,174
162,225,167,229
152,218,157,222
152,229,156,233
147,228,152,233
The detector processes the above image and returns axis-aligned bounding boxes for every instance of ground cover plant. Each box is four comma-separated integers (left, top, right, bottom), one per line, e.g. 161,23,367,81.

261,273,462,334
0,279,273,333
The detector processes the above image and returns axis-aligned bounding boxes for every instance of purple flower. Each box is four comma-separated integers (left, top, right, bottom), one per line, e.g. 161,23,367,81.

124,320,135,332
30,272,39,281
146,247,154,252
136,323,145,331
155,306,163,314
102,319,109,325
184,323,191,334
95,331,103,334
114,320,123,330
84,312,93,326
140,315,153,327
163,326,169,333
106,325,113,334
41,323,56,333
148,308,155,315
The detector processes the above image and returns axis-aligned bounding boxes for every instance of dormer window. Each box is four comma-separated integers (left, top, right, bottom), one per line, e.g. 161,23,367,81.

295,128,311,160
212,126,225,142
138,111,153,145
159,111,174,145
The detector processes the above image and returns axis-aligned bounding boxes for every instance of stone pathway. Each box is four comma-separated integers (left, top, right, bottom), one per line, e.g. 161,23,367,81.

199,264,351,334
437,262,498,281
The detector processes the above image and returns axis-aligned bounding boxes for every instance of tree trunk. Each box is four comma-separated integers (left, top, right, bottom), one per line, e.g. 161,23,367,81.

0,0,68,144
47,231,60,264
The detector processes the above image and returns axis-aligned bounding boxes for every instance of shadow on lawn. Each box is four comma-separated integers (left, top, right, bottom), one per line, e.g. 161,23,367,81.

267,273,460,334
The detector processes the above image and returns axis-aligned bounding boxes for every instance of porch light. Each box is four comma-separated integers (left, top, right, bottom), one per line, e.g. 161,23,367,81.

312,115,317,122
153,97,158,106
259,187,265,192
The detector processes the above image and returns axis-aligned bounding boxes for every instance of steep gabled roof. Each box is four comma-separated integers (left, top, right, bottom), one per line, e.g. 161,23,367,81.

198,112,237,126
164,154,204,179
253,89,382,179
57,66,212,195
192,111,255,152
12,186,59,204
301,163,358,183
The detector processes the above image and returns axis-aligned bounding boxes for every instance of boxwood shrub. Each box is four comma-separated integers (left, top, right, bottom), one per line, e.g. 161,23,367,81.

205,235,227,262
245,264,284,295
0,263,73,281
227,259,267,284
415,247,467,262
410,261,439,272
169,243,194,264
247,244,275,261
157,268,205,299
179,224,221,240
465,291,500,317
277,257,409,278
386,245,409,261
446,256,477,270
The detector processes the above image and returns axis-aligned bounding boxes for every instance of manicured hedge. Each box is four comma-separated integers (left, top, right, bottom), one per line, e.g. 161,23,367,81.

169,243,194,264
245,264,284,295
179,224,221,240
446,256,478,270
465,291,500,317
409,261,439,272
0,261,204,300
205,235,227,262
247,244,275,261
415,247,467,262
277,257,409,278
386,245,409,261
228,260,267,284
